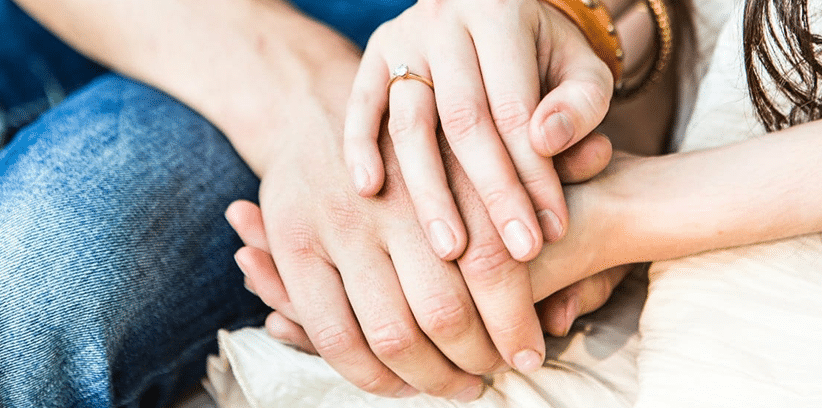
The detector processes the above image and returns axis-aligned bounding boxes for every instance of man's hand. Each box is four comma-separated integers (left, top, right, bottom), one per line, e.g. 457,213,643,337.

254,118,509,400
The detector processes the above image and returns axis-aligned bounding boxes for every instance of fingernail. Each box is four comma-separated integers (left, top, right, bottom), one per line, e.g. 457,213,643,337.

503,219,535,259
537,210,564,243
234,253,248,276
540,113,574,154
395,385,419,398
563,295,579,336
512,349,543,373
428,219,456,258
243,282,257,296
353,165,370,194
453,383,484,402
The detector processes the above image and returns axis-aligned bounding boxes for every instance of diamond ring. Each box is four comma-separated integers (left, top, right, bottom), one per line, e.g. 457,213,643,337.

387,64,434,91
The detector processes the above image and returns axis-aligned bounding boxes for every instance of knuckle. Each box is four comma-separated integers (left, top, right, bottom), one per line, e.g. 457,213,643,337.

440,101,484,144
403,189,450,222
479,183,514,214
459,240,519,286
421,378,454,397
474,356,506,376
312,323,359,361
420,0,447,16
418,293,473,340
323,193,366,237
367,22,393,46
577,79,610,119
387,109,431,143
355,369,397,396
489,98,531,136
368,320,419,360
519,168,555,198
485,312,534,339
274,218,318,259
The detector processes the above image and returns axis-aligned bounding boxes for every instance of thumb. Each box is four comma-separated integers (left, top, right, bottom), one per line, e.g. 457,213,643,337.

536,264,634,337
530,24,613,158
552,132,613,184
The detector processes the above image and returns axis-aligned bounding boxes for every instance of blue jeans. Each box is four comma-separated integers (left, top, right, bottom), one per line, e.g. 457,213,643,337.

0,0,411,407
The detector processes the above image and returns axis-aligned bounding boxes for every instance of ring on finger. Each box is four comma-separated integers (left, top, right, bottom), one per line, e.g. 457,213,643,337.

387,63,434,92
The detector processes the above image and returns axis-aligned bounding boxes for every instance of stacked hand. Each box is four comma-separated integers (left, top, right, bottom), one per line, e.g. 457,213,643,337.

345,0,615,262
229,130,637,400
227,0,630,402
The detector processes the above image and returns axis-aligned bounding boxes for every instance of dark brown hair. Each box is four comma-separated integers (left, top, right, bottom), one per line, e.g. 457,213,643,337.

744,0,822,131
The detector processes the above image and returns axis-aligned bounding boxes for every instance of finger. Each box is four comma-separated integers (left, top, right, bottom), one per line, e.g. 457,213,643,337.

536,265,634,337
439,139,546,374
225,199,270,252
329,243,485,400
273,248,410,398
387,60,468,260
385,228,507,377
430,24,542,260
266,311,318,355
344,42,391,196
234,246,298,321
228,200,301,320
553,132,613,183
530,7,614,158
468,6,568,243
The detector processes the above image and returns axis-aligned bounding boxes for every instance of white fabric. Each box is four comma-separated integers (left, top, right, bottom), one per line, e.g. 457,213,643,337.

635,3,822,406
205,1,822,406
205,271,648,408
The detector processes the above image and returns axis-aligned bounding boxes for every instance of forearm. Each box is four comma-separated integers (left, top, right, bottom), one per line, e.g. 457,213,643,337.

13,0,361,175
600,120,822,267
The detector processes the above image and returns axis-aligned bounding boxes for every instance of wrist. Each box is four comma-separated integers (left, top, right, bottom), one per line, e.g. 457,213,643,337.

584,154,653,268
184,0,361,176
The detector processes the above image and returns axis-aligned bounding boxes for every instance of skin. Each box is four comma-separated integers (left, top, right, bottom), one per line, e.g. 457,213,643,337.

230,131,631,349
14,0,484,398
12,0,674,401
344,0,661,266
233,118,822,373
11,0,613,399
338,0,670,378
344,0,616,266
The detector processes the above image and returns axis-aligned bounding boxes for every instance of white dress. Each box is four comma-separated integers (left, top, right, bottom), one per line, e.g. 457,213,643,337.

203,1,822,406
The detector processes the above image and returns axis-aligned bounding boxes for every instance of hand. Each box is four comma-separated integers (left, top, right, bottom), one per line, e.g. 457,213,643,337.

230,205,633,347
526,151,642,302
343,0,615,262
253,120,506,400
228,133,627,364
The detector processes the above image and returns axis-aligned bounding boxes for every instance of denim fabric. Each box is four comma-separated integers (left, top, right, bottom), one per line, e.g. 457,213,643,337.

0,0,106,146
288,0,416,48
0,0,411,406
0,74,271,407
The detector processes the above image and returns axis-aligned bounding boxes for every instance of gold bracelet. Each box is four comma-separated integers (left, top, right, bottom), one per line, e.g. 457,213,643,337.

614,0,673,98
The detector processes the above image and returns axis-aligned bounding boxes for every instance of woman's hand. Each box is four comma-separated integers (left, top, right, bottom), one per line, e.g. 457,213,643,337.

344,0,615,263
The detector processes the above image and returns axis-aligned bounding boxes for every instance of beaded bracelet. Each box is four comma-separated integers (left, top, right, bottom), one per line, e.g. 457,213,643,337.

613,0,673,98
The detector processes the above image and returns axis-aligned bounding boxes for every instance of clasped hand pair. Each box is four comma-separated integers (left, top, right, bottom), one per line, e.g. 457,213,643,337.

225,0,629,402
